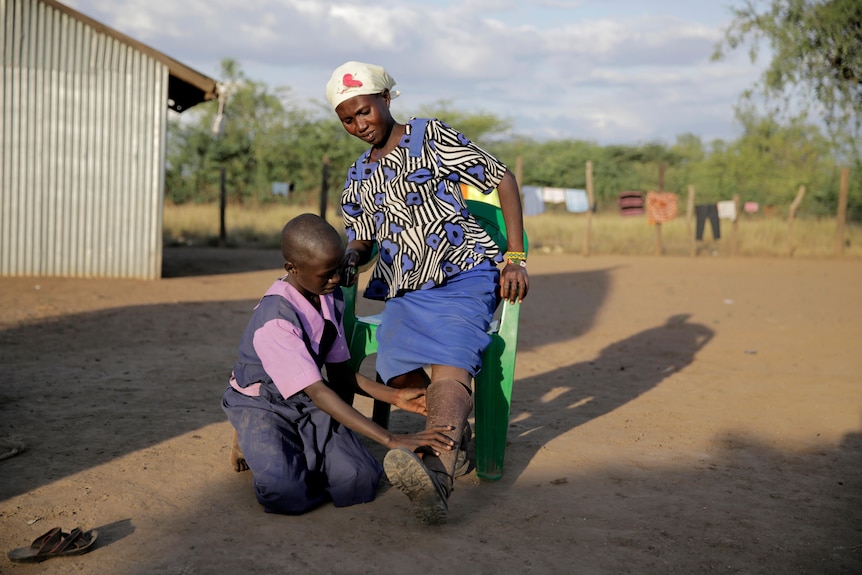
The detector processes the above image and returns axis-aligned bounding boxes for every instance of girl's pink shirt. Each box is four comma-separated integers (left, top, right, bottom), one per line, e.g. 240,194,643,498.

230,280,350,399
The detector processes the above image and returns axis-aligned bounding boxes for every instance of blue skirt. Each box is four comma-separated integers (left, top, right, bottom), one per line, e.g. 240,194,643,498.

376,260,500,383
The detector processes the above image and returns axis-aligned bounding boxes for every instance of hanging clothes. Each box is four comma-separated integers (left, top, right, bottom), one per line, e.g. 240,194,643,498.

717,200,737,221
618,191,644,216
744,201,759,214
695,204,720,240
565,189,590,213
521,185,545,216
645,191,678,224
541,187,566,204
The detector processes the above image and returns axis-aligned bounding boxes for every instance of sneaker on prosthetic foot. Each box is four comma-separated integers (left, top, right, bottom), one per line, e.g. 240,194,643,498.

384,447,449,525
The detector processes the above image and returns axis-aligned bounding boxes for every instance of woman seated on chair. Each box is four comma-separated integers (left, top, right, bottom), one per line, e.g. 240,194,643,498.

327,61,530,525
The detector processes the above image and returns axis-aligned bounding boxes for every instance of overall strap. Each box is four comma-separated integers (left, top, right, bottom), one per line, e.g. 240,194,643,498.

408,118,429,158
332,287,345,327
276,297,330,369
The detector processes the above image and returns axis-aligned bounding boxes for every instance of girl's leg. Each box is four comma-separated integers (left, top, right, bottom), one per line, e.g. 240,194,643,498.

222,389,327,515
229,429,249,472
304,401,383,507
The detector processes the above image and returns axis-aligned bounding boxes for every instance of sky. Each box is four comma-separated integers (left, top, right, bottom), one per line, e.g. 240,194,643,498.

65,0,769,145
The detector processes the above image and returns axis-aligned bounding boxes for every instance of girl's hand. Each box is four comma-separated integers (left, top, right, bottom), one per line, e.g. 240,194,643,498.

500,263,529,303
386,426,457,454
393,388,428,416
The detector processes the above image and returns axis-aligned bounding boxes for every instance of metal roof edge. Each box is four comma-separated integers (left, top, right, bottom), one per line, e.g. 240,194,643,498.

40,0,220,111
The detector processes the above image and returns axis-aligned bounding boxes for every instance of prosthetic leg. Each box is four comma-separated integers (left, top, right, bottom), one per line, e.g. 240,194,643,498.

384,378,473,525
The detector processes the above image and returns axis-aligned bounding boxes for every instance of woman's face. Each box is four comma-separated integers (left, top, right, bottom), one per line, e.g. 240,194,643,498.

335,92,394,147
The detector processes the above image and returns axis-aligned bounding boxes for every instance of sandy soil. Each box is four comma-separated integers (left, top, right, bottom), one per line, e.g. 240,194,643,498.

0,249,860,575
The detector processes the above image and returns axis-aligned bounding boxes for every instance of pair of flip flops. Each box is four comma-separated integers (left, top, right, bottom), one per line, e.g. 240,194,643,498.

7,527,98,563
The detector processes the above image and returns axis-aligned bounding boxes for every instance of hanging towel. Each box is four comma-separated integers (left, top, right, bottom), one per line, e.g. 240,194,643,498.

717,200,737,221
645,191,678,224
565,189,590,213
521,185,545,216
542,187,566,204
618,191,644,216
744,201,759,214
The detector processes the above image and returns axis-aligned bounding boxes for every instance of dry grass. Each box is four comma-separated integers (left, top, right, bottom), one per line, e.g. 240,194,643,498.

523,211,862,259
163,202,862,259
163,203,310,249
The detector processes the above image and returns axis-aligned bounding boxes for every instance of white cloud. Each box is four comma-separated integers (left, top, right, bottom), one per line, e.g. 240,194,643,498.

327,5,417,49
63,0,768,144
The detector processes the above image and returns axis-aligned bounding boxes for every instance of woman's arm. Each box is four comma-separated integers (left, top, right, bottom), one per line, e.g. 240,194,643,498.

496,169,526,253
495,169,530,303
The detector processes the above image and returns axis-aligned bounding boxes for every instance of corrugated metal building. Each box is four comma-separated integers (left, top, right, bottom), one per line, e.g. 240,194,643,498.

1,0,218,279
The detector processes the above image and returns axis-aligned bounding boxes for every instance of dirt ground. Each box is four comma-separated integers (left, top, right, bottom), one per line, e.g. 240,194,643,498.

0,249,860,575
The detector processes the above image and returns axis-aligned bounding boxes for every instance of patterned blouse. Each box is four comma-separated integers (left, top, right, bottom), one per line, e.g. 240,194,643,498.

341,118,507,301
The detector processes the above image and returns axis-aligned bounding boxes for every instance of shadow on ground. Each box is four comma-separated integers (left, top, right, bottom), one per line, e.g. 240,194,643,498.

161,247,282,278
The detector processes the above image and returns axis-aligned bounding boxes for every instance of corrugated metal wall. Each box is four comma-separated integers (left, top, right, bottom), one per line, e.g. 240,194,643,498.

1,0,168,279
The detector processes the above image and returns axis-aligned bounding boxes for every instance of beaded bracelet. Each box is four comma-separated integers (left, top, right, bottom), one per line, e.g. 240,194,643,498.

504,251,527,268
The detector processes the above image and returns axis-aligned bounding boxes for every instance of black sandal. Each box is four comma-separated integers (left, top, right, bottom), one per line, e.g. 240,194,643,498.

7,527,98,563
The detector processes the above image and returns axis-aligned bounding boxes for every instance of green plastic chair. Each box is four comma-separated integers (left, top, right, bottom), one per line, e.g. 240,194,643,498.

342,198,527,481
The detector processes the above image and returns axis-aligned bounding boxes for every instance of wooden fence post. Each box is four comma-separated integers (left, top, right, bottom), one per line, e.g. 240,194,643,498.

836,167,849,256
731,193,740,257
515,156,523,188
584,160,594,256
218,167,227,247
786,185,806,257
320,157,330,220
687,185,695,257
654,164,666,256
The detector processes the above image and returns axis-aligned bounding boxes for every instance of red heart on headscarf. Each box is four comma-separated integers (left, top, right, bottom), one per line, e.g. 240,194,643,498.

342,73,363,88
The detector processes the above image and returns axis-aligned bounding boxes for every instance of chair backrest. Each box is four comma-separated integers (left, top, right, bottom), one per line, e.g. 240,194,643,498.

465,196,529,257
341,276,359,344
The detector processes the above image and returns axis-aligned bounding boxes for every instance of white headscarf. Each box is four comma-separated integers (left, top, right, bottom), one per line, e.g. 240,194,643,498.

325,61,400,110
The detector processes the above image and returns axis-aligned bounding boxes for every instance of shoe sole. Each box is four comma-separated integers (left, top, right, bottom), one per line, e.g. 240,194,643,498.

384,448,448,525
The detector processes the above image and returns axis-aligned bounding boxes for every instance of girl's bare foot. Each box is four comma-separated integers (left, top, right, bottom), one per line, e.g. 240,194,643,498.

230,430,249,472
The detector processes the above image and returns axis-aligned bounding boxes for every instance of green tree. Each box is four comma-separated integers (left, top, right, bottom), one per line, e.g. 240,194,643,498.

714,0,862,145
166,59,310,205
489,139,685,210
166,59,281,203
700,108,835,211
413,100,512,143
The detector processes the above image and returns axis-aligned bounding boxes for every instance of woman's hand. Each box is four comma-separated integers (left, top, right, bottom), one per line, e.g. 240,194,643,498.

500,263,529,303
339,249,360,287
386,426,456,455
